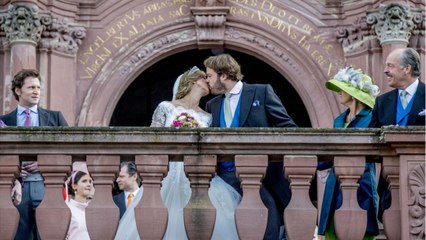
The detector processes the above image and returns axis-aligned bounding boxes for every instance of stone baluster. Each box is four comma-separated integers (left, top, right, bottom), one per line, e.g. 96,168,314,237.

333,156,367,240
283,155,317,240
382,156,401,240
184,155,216,239
134,155,168,239
36,155,72,239
235,155,268,240
86,155,120,239
0,155,20,239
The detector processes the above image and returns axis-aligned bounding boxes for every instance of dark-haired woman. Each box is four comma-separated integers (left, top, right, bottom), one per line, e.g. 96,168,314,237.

66,171,93,240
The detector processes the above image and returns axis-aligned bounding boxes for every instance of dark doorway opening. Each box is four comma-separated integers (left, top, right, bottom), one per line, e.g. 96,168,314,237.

110,49,311,127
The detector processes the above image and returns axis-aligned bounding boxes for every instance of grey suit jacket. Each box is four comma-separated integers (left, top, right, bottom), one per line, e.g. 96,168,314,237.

0,106,68,126
370,81,425,127
206,82,297,128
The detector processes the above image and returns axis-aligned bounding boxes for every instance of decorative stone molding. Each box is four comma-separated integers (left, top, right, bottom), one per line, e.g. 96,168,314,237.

226,28,300,74
366,3,420,45
196,0,225,7
191,1,229,47
0,4,52,44
0,4,86,54
408,163,425,239
119,30,196,76
39,16,86,55
335,17,377,54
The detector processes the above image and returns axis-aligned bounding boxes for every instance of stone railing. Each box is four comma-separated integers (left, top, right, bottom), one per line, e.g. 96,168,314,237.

0,127,424,240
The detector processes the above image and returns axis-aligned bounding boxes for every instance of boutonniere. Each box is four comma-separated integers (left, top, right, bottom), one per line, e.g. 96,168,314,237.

418,109,425,116
252,100,260,107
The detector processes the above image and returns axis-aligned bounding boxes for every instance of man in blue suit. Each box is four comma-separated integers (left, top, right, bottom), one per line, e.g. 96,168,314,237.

204,54,297,239
0,69,68,240
369,47,425,220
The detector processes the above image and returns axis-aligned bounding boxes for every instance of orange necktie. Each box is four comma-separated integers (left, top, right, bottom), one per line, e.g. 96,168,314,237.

127,193,134,208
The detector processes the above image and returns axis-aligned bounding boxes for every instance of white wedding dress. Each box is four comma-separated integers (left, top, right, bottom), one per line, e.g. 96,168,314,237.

151,101,241,240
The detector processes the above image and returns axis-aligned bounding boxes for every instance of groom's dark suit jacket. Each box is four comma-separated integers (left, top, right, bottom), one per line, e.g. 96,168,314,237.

370,81,425,127
206,82,297,238
206,83,297,128
0,107,68,126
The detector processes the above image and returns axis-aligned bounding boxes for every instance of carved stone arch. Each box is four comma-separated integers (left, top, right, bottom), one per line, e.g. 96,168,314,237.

78,26,338,127
223,27,339,127
77,27,197,126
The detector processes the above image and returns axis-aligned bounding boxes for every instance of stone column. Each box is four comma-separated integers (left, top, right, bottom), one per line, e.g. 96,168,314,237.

36,155,72,239
235,155,268,240
381,156,401,240
283,155,317,240
0,4,52,112
38,17,86,125
0,155,20,239
333,156,367,240
184,155,216,240
367,3,424,92
86,155,120,239
134,155,168,239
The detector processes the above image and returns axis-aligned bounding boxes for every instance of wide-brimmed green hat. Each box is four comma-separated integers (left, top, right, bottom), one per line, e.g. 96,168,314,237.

325,66,380,109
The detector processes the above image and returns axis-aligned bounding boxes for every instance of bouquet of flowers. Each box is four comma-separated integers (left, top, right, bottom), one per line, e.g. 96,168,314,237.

172,112,200,128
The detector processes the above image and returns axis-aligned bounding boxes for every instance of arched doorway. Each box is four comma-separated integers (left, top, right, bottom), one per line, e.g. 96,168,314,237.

110,49,311,127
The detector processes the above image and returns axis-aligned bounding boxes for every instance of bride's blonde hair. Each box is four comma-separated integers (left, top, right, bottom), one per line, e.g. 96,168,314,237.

175,69,206,100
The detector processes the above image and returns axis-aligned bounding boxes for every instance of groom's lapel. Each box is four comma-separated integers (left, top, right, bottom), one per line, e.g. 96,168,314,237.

211,96,222,127
239,84,255,127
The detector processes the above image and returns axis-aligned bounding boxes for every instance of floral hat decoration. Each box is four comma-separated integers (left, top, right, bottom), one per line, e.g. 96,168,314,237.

325,66,380,109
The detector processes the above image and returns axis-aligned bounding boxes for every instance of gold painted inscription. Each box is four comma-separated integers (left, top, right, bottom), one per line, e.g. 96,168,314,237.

229,0,340,76
78,0,192,79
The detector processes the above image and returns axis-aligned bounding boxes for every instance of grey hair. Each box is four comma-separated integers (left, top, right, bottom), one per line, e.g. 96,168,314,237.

400,48,420,77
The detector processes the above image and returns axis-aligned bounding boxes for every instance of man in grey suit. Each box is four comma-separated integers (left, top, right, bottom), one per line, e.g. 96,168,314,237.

204,54,297,239
0,69,68,240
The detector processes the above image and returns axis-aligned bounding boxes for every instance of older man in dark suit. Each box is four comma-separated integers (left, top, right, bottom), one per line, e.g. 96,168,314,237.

370,47,425,127
0,69,68,240
205,54,297,239
369,47,425,221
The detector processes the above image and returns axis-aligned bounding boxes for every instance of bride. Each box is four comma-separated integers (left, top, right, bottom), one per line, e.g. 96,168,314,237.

151,66,241,240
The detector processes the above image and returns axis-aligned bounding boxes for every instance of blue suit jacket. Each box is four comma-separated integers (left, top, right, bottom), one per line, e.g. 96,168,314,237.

370,81,425,127
0,107,68,126
113,192,126,220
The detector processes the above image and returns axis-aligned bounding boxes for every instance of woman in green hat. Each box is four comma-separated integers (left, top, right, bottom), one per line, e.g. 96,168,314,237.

317,66,380,239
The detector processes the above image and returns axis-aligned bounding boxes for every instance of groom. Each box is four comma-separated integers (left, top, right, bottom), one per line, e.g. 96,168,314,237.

204,54,297,239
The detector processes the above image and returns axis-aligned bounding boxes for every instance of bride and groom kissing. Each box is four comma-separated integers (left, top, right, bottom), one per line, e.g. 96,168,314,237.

148,53,297,240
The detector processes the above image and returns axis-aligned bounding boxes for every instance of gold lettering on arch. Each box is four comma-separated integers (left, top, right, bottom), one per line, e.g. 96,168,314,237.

78,0,193,80
228,0,340,76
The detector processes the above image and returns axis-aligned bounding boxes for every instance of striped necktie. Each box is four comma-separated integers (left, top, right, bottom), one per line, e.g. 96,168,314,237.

400,90,408,109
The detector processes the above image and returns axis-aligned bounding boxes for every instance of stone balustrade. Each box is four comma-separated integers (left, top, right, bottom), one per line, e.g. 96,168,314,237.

0,127,424,240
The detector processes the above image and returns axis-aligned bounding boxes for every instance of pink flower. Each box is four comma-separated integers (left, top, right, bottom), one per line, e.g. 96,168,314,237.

171,112,200,129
